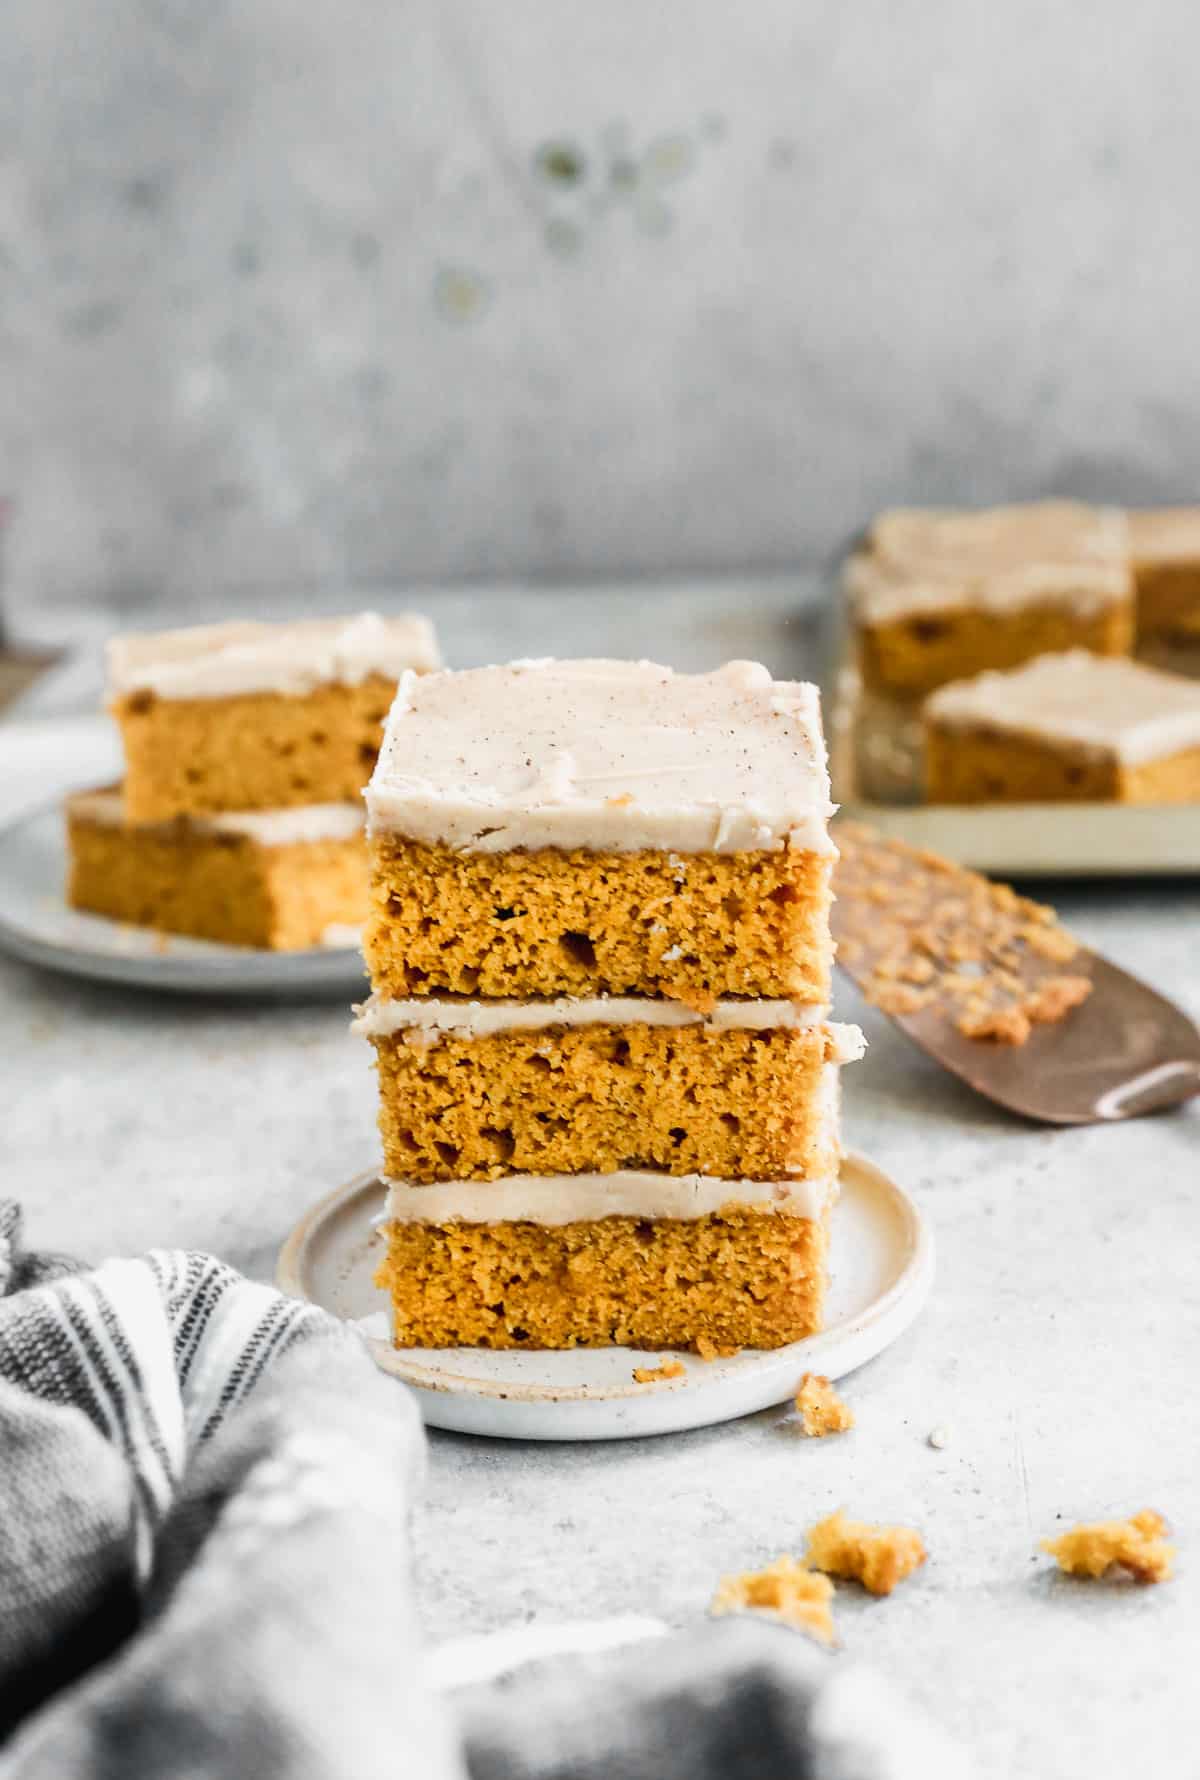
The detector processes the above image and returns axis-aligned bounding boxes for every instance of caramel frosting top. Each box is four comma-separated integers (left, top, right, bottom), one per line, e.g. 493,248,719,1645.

925,650,1200,765
847,501,1131,625
366,658,835,854
106,612,441,701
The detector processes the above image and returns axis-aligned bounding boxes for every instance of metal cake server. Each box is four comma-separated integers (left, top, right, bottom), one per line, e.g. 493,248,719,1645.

832,824,1200,1125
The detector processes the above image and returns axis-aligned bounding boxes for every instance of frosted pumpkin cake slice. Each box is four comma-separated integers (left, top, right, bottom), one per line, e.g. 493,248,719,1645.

363,658,859,1353
109,612,440,822
66,786,369,951
924,651,1200,804
845,501,1133,699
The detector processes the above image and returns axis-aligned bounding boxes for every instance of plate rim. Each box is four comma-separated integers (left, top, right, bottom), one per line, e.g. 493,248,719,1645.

276,1151,934,1410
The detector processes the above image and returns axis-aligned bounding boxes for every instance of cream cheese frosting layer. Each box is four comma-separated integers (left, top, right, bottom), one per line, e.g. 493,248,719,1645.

365,658,835,855
924,651,1200,766
352,993,859,1044
847,501,1131,626
106,612,441,700
70,787,365,846
382,1169,837,1226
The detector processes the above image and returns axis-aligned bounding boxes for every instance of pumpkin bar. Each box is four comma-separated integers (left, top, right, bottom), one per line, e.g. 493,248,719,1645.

355,993,862,1183
66,786,368,951
364,660,834,1002
845,501,1133,699
108,612,440,822
924,651,1200,804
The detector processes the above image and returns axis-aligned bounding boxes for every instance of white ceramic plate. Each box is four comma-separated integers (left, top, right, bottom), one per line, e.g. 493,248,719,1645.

276,1153,934,1441
0,798,369,997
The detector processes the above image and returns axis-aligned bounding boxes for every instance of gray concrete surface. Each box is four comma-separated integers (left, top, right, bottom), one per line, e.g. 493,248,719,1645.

2,587,1196,1776
3,1,1199,636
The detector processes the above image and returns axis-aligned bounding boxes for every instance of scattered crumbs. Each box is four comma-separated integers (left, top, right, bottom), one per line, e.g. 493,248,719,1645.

805,1510,927,1597
695,1334,741,1361
927,1426,949,1451
710,1556,835,1646
1041,1509,1174,1584
604,793,635,807
833,823,1092,1045
632,1359,685,1384
795,1373,854,1437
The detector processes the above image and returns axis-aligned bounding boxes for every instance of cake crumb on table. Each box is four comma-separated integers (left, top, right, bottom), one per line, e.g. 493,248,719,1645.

632,1359,685,1383
710,1555,836,1646
795,1372,855,1436
805,1509,927,1597
1041,1509,1175,1583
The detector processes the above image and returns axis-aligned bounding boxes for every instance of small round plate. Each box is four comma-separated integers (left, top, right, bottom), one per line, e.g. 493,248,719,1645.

0,799,369,997
277,1153,934,1441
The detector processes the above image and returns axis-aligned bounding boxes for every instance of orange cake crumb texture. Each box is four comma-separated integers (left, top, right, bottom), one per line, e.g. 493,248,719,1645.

858,601,1131,700
113,677,399,822
632,1359,685,1384
795,1372,854,1437
67,805,368,951
1041,1509,1174,1584
1128,510,1200,643
833,823,1091,1045
924,722,1200,806
805,1510,927,1597
377,1209,826,1353
710,1556,836,1646
372,1021,840,1184
365,837,832,1001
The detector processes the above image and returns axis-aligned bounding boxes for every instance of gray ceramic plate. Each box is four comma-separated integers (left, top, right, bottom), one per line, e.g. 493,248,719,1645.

276,1152,934,1442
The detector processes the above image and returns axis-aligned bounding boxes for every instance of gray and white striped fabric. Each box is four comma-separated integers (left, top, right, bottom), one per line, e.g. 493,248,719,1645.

0,1202,965,1780
0,1199,459,1777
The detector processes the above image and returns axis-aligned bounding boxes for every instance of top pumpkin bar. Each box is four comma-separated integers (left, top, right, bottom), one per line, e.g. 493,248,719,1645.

844,500,1134,698
108,613,441,822
363,658,836,1004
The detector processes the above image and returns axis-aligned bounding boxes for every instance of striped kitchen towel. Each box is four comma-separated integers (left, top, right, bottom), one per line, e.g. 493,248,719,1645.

0,1199,460,1778
0,1202,965,1779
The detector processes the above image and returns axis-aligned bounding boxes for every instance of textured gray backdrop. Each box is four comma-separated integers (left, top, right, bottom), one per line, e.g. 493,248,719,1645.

2,0,1197,638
